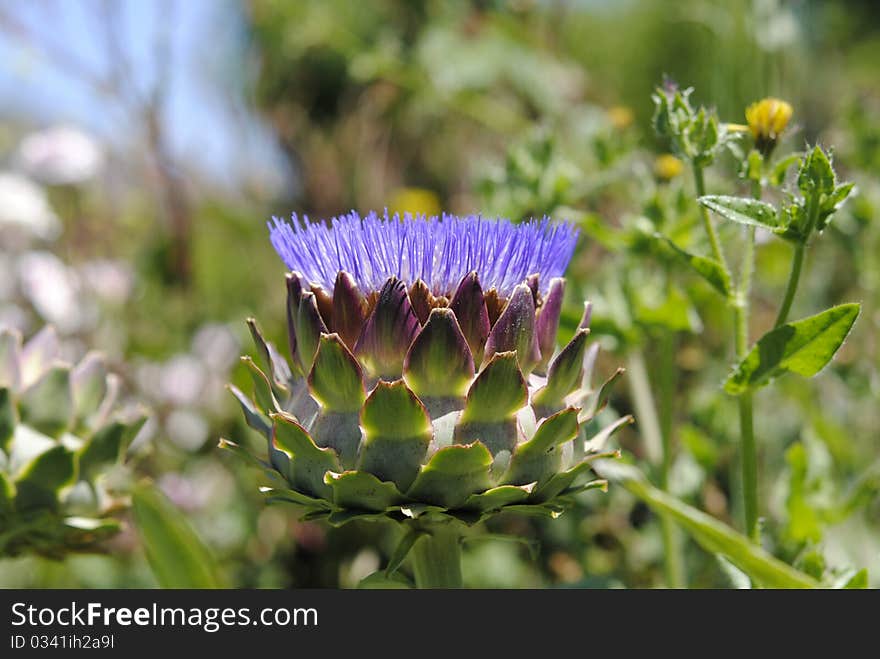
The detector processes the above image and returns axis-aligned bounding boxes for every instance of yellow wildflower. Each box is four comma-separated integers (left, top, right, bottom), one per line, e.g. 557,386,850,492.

745,97,793,155
654,153,684,181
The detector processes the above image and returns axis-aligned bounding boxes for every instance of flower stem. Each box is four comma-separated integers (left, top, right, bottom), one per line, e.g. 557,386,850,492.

774,190,820,328
692,164,727,270
735,175,760,543
773,242,805,327
410,524,463,588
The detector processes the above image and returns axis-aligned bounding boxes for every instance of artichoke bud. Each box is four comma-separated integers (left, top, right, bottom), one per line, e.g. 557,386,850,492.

227,212,628,526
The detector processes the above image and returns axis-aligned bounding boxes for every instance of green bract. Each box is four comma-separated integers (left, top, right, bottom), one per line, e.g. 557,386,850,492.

224,271,628,527
0,325,148,558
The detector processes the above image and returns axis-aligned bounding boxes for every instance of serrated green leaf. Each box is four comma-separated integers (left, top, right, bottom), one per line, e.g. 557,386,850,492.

658,234,731,296
406,442,493,509
725,304,860,395
132,484,225,588
698,195,781,231
598,461,818,588
798,145,835,197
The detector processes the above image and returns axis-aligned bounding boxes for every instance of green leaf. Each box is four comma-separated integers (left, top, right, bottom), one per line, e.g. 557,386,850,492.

798,145,835,197
769,153,802,186
78,415,147,480
19,366,73,438
657,234,731,296
385,527,422,576
724,304,860,395
132,484,225,588
597,461,818,588
14,445,76,512
698,195,781,231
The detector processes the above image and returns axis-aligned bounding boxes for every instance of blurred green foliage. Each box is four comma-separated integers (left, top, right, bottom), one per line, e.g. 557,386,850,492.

1,0,878,588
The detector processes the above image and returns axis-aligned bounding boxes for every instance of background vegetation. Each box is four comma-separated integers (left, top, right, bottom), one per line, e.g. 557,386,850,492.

0,0,877,588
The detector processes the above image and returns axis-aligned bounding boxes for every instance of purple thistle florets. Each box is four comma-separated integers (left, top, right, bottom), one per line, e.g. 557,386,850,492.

268,211,579,296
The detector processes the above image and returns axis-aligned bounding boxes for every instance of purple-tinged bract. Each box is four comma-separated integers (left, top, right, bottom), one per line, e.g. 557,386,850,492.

269,211,578,296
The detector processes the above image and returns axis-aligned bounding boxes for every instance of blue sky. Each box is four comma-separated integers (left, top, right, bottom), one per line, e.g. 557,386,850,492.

0,0,289,188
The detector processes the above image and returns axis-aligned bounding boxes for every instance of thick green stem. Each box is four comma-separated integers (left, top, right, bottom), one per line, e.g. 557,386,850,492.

692,164,728,270
410,525,463,588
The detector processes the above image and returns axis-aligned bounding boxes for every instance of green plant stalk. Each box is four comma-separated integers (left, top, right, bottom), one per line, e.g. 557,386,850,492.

735,179,760,543
410,524,463,588
774,191,820,327
692,164,728,271
693,160,760,542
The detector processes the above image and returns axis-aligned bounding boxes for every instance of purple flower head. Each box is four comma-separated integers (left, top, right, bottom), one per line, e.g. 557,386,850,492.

268,211,579,296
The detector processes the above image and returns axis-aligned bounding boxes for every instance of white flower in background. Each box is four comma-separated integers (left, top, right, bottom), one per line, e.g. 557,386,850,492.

192,322,240,373
165,408,210,452
16,251,85,331
0,173,61,240
16,125,105,186
79,259,135,304
159,354,206,406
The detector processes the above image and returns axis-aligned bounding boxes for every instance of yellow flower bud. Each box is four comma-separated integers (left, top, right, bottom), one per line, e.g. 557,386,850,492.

654,153,684,181
745,98,793,155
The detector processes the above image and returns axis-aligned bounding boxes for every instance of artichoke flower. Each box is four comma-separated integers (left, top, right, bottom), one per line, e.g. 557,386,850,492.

0,325,147,558
224,212,629,585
